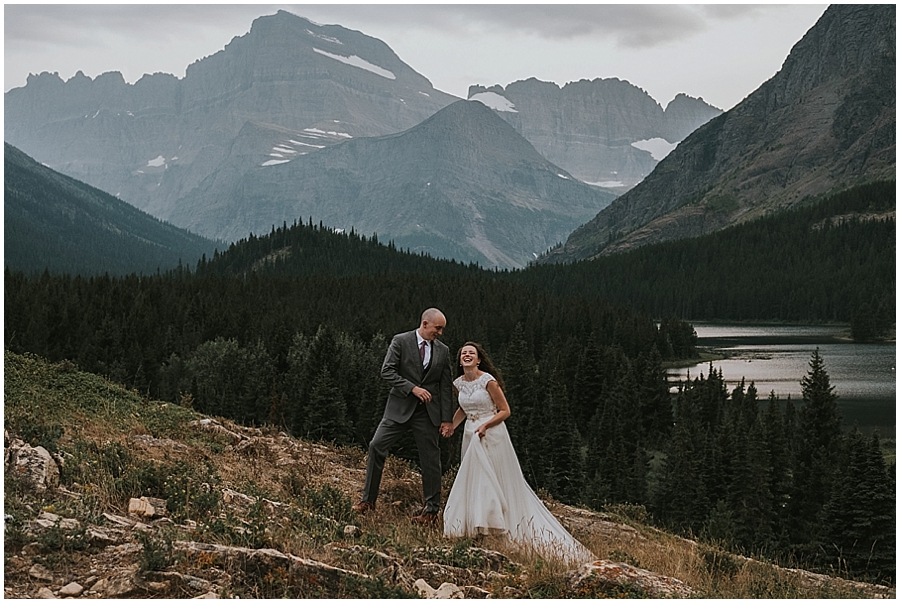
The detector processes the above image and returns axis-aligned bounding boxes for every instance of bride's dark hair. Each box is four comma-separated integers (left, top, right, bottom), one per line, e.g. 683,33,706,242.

455,341,505,391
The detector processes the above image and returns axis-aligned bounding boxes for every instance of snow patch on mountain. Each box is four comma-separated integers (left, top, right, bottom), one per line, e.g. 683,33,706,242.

312,48,396,80
469,92,517,113
631,138,677,161
306,29,343,45
303,128,352,139
585,180,626,189
289,140,326,148
147,155,166,168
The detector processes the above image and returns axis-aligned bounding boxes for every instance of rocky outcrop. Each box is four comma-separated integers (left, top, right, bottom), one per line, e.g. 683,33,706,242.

542,4,895,263
5,437,59,492
469,78,721,190
569,559,692,597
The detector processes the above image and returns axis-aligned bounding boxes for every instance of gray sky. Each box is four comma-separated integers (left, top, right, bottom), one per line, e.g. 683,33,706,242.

5,4,828,111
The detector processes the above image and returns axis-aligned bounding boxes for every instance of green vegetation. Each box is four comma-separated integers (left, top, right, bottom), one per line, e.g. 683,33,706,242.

4,351,890,597
520,181,895,335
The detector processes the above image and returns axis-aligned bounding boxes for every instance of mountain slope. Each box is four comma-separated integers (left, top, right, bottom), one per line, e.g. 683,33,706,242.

172,100,617,269
4,144,218,276
541,4,895,262
468,79,721,191
4,10,458,223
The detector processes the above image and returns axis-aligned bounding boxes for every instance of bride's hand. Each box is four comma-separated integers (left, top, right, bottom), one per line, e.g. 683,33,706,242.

475,425,488,439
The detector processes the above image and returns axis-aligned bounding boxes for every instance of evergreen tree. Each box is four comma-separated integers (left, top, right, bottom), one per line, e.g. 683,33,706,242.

655,391,709,535
238,339,277,426
819,430,895,583
530,366,585,503
304,366,349,443
635,346,672,446
789,350,843,554
762,391,792,548
799,349,842,452
572,334,606,436
291,324,339,437
186,337,250,418
727,421,775,554
500,323,537,458
850,302,877,342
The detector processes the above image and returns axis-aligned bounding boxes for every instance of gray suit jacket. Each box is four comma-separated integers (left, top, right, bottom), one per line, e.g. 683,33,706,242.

380,330,455,427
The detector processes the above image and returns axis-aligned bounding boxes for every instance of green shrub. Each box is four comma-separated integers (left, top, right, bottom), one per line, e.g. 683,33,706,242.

302,483,354,524
137,530,175,572
162,461,220,522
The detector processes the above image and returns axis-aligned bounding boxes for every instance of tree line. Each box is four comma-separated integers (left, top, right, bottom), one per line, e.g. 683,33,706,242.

520,180,895,338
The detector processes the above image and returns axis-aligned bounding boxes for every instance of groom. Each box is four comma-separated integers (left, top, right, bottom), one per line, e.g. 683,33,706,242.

353,308,456,524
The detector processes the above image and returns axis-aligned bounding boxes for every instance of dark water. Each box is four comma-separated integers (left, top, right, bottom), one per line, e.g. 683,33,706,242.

668,324,896,438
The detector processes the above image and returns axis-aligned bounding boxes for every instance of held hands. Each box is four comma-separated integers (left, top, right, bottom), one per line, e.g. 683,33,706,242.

440,422,454,438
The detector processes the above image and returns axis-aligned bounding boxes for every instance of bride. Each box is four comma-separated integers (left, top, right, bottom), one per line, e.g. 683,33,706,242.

443,341,593,566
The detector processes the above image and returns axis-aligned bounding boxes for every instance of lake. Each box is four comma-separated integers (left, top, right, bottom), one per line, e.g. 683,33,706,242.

668,324,896,438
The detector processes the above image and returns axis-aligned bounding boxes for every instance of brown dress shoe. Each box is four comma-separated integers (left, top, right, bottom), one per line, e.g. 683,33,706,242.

352,501,375,514
411,511,439,525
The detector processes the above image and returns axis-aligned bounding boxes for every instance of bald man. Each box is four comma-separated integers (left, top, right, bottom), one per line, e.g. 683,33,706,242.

353,308,456,524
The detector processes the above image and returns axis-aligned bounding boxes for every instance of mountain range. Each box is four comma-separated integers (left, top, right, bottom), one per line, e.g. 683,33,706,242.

5,9,718,269
468,79,721,189
5,6,894,271
540,3,896,263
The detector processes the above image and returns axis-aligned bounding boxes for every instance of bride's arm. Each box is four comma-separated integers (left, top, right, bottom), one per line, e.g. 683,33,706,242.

451,407,467,430
475,381,511,438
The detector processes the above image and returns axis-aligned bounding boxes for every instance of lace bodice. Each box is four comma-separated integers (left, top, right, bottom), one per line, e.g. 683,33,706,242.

454,372,497,420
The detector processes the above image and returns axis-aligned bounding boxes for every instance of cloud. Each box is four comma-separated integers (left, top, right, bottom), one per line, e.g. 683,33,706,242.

290,4,708,48
5,5,258,47
463,5,706,46
3,4,790,56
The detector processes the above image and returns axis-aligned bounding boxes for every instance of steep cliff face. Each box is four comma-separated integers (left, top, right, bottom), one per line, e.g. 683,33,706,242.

170,100,615,269
468,78,721,190
541,4,895,263
4,10,458,221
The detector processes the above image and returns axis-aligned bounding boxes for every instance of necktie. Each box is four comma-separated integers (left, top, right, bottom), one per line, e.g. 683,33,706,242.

420,341,427,364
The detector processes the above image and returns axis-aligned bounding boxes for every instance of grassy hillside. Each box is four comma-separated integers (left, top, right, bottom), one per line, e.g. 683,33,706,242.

4,351,892,598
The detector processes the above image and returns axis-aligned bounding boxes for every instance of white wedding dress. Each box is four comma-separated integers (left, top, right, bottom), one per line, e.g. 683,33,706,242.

443,373,594,566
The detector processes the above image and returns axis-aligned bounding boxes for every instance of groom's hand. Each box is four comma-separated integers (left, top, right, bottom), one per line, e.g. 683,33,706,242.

440,422,454,438
412,386,432,403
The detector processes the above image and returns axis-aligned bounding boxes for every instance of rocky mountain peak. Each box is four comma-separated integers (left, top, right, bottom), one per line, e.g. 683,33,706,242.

185,9,432,92
541,3,895,263
401,99,547,167
468,77,721,190
662,93,723,142
773,4,895,100
5,10,459,225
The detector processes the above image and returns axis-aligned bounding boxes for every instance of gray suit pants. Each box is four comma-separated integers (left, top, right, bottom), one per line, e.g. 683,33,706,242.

362,403,442,513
